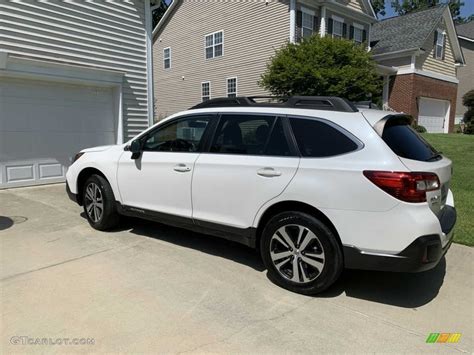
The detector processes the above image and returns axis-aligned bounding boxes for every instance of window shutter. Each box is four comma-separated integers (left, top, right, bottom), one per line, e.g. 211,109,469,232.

327,18,333,35
296,10,302,27
343,23,347,38
313,16,319,33
433,31,438,58
296,10,302,42
362,29,367,42
349,25,354,40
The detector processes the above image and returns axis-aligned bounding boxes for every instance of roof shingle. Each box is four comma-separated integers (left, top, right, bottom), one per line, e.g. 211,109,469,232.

371,5,447,55
456,21,474,40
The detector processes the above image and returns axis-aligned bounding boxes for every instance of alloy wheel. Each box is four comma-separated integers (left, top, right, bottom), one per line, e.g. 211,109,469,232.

270,224,325,284
84,182,104,223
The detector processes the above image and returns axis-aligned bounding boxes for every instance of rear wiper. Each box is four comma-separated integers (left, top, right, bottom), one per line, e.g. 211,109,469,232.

426,152,443,162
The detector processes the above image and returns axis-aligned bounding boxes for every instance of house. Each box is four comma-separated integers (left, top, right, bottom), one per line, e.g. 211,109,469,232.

371,5,465,133
152,0,377,119
0,1,155,189
455,21,474,125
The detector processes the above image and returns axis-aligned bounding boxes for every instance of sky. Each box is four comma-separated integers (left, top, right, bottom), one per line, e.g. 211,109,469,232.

380,0,474,19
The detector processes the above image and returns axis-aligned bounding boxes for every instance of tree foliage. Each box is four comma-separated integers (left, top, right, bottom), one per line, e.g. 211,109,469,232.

371,0,386,16
152,0,170,28
259,36,381,102
462,89,474,134
390,1,465,22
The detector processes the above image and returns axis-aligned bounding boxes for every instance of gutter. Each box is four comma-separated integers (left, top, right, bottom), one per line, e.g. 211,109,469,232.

289,0,296,43
372,48,424,59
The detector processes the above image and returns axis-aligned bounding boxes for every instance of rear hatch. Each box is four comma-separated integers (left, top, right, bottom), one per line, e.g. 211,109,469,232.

369,114,452,216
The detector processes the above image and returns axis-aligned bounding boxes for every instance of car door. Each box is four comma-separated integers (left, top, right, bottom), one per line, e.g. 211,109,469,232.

117,114,214,218
192,113,300,229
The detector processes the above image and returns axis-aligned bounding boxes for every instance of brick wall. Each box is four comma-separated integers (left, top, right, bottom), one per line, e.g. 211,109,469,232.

388,74,458,133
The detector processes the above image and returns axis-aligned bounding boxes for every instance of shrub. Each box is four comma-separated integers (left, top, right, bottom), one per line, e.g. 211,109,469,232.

259,36,381,102
462,89,474,134
412,121,427,133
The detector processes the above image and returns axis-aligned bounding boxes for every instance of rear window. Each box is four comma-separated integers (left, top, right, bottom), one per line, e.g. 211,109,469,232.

290,118,359,157
382,120,439,161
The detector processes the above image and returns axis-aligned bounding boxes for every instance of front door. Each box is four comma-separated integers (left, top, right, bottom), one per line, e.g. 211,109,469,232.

192,114,300,229
117,114,213,218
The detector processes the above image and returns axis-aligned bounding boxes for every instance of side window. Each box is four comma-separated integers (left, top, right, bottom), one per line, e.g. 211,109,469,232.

143,116,211,152
290,118,358,157
211,114,276,155
265,118,293,156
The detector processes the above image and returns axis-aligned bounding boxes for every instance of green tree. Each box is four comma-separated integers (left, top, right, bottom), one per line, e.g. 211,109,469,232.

371,0,386,16
462,89,474,134
391,1,465,22
259,36,381,102
152,0,170,28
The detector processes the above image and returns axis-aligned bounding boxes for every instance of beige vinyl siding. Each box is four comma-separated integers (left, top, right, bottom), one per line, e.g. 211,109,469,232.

154,0,289,119
456,39,474,115
335,0,365,13
416,23,456,77
0,0,149,140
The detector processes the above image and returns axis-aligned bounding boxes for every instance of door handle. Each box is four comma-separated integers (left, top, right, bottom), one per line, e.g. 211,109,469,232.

173,164,191,173
257,167,282,177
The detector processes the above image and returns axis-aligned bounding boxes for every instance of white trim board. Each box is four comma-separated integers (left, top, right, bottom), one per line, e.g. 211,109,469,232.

396,67,459,84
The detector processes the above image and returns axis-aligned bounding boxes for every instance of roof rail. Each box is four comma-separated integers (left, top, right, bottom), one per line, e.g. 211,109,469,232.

190,96,359,112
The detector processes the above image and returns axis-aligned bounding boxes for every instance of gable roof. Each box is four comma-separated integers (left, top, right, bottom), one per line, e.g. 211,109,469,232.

371,5,446,55
456,21,474,41
371,5,464,64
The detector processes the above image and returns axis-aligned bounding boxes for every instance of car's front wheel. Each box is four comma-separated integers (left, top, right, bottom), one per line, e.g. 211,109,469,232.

83,174,120,230
260,211,343,295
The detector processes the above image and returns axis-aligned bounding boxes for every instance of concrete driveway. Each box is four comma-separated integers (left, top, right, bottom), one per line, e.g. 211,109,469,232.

1,184,472,353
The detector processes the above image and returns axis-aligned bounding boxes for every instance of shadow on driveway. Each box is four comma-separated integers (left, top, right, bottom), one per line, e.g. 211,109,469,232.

82,214,446,308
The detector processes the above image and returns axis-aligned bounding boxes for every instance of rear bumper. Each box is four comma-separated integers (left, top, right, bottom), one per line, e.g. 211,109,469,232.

66,182,80,205
344,206,456,273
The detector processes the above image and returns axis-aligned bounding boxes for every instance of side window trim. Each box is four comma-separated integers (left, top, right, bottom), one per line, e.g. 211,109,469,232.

287,115,364,158
140,114,216,153
203,112,298,157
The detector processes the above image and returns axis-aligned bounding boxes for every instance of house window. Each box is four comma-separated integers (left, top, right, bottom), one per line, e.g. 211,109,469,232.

163,47,171,69
227,77,237,98
205,31,223,59
353,26,363,44
302,8,314,38
201,82,211,102
435,30,445,59
333,19,343,39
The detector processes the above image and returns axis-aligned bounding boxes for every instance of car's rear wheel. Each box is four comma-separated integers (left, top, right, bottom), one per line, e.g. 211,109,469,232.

83,174,120,230
260,211,343,295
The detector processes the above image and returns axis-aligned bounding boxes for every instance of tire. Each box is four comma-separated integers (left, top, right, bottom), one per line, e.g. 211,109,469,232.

82,174,120,231
260,211,343,295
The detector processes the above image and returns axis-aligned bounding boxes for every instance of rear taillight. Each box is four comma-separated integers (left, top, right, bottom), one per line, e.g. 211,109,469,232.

363,171,440,203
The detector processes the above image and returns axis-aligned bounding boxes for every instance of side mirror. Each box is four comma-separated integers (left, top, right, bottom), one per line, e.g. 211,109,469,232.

130,140,142,159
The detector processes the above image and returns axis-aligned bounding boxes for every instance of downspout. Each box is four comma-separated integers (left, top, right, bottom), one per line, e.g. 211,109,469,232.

145,0,155,127
289,0,296,43
320,6,326,37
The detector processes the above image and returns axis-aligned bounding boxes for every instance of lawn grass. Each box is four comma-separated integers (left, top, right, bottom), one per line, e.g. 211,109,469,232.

421,133,474,247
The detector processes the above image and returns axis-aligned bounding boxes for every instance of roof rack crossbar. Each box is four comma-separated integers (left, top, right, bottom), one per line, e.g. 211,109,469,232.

190,96,358,112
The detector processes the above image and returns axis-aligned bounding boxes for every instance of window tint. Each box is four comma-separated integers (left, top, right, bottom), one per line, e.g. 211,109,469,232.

210,115,292,156
290,118,358,157
266,118,292,156
143,116,211,152
382,121,439,161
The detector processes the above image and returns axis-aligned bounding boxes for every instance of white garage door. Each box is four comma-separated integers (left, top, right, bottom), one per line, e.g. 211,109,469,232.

418,97,450,133
0,77,116,188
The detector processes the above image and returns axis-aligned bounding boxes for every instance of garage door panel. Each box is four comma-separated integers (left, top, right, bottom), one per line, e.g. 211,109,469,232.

418,97,449,134
0,77,116,189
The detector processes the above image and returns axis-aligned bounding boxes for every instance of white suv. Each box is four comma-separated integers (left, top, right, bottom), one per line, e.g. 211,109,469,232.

66,96,456,295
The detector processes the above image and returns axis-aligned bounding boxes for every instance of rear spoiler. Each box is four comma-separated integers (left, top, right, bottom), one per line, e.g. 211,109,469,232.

372,114,413,137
